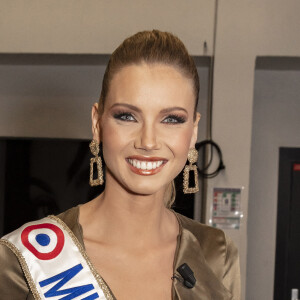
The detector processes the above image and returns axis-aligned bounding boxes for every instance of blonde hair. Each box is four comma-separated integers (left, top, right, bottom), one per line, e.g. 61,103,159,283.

99,30,200,207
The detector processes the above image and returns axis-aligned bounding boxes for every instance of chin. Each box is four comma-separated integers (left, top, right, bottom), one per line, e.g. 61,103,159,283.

124,181,166,197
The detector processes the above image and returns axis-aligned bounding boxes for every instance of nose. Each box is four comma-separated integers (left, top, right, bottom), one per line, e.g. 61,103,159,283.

134,123,161,151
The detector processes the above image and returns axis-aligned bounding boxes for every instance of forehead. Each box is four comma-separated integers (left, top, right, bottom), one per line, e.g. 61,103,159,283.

106,63,195,110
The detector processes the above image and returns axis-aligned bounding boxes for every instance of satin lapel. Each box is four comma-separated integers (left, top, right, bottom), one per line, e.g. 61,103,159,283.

173,228,233,300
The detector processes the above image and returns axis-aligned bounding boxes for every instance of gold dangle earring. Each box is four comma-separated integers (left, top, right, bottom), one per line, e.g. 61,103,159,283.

183,148,199,194
89,139,104,186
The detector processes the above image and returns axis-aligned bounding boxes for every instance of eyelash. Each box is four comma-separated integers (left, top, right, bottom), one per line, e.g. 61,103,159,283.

162,114,186,124
113,112,186,124
113,112,136,122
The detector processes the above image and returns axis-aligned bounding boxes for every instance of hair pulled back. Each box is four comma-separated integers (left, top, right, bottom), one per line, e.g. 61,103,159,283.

99,30,200,208
99,30,199,119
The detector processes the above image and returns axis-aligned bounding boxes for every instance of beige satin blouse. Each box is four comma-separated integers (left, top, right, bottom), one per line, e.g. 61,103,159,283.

0,206,240,299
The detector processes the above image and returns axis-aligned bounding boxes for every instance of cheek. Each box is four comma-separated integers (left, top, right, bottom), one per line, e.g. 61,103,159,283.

100,122,130,163
102,125,124,147
165,126,194,161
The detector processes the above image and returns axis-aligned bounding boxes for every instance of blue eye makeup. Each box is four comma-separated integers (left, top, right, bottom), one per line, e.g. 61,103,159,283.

113,111,186,124
113,111,136,122
162,114,187,124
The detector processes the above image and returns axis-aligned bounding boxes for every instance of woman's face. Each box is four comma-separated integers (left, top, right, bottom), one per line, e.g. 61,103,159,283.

92,63,200,196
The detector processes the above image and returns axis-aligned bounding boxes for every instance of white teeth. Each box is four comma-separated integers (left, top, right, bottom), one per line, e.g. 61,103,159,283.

128,159,165,170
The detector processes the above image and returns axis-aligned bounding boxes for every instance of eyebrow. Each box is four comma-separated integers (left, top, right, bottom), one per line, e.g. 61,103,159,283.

110,103,188,114
160,107,188,114
110,103,142,113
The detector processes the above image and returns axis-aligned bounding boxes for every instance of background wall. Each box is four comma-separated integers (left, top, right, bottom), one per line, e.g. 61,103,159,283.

208,2,300,298
247,58,300,299
0,55,108,139
0,0,300,299
0,0,215,55
0,54,209,140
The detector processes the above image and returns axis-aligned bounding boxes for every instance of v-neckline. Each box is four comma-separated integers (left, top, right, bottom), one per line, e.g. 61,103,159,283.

74,205,183,300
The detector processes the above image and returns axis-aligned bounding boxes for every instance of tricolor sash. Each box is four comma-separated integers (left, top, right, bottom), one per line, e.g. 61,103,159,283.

0,216,114,300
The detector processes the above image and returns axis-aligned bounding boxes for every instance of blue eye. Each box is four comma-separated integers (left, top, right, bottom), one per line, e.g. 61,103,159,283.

113,112,136,122
162,115,186,124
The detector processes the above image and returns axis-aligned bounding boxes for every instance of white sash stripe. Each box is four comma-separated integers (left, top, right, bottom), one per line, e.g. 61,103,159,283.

1,217,113,300
28,228,57,254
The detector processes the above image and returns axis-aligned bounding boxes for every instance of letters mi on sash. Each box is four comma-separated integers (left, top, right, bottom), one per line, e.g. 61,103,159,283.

39,263,99,299
1,217,110,300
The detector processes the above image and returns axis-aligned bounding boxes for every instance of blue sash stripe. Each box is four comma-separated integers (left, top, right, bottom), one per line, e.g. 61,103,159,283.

39,263,99,299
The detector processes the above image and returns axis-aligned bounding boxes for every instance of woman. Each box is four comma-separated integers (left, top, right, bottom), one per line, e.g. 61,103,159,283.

0,30,240,299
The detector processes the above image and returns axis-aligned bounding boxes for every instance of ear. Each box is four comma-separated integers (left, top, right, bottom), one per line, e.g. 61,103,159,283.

91,103,101,142
189,112,201,148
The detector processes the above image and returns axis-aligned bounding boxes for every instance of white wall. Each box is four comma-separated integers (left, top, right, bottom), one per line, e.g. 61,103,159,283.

0,0,215,56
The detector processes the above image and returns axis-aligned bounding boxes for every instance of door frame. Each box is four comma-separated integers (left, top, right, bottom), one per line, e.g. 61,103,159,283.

274,147,300,300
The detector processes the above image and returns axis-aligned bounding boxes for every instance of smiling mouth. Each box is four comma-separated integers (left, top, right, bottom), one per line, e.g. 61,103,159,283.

126,156,168,175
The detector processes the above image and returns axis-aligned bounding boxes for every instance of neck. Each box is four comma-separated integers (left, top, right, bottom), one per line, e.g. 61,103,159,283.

81,177,177,248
